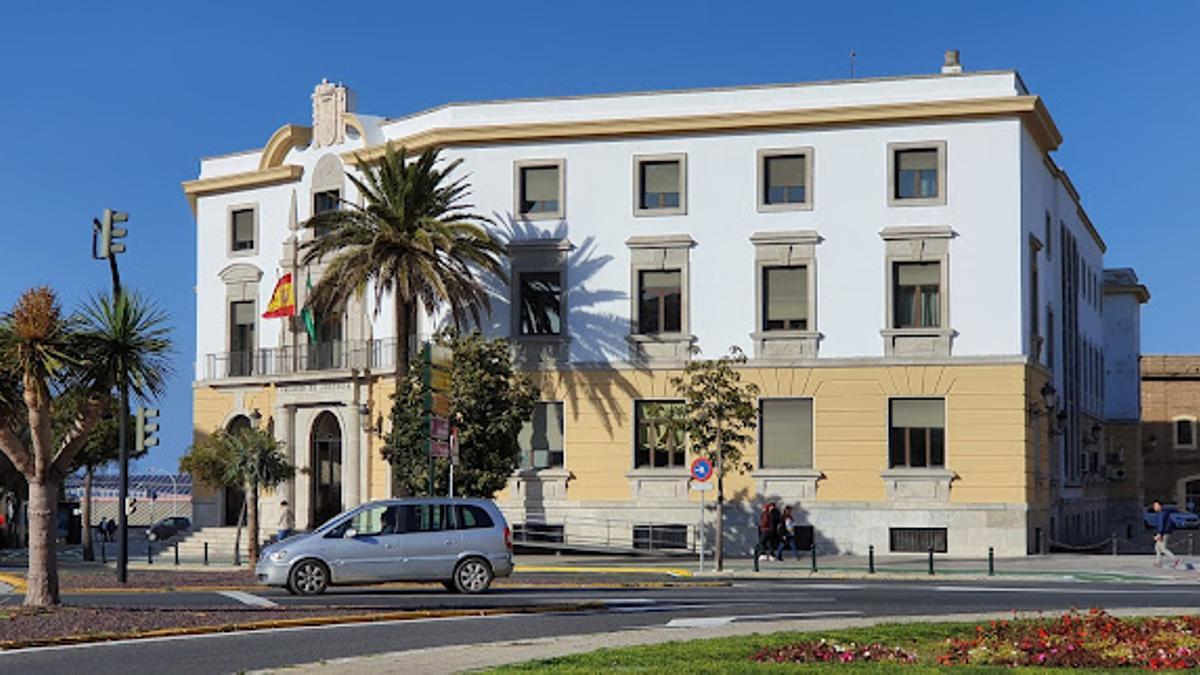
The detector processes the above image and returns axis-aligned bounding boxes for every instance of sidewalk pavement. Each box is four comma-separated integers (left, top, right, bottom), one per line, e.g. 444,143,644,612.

256,605,1200,675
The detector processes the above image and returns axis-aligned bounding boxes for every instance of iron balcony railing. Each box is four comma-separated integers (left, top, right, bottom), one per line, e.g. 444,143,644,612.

204,339,404,380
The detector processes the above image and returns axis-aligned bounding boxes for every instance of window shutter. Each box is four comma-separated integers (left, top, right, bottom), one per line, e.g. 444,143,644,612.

641,270,681,291
898,149,938,171
891,399,945,428
232,302,256,325
760,399,813,468
896,262,940,286
642,161,679,193
766,155,805,187
765,267,807,321
522,166,559,202
233,210,254,243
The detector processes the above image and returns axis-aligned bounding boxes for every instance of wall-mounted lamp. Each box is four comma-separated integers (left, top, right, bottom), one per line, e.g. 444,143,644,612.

358,403,385,438
249,408,263,429
1029,382,1058,418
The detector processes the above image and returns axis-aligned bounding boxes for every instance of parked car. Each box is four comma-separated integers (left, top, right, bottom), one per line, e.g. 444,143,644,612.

255,498,513,596
1143,506,1200,530
146,516,191,542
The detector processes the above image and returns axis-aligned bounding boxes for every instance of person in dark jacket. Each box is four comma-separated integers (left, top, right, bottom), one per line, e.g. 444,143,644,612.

755,502,780,563
1151,500,1180,568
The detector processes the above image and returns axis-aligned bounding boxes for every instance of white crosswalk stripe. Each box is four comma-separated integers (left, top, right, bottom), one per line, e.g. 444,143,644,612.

216,590,279,608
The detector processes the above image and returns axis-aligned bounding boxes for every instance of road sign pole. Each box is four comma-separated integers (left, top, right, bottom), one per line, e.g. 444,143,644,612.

423,342,434,496
448,463,454,498
698,488,705,574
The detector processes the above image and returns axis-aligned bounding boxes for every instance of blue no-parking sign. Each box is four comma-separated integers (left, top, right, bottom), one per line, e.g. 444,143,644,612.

690,457,713,482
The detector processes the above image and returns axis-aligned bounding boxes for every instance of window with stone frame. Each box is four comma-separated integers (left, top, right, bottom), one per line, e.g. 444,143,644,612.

892,262,941,329
762,266,809,331
634,400,686,468
634,154,686,216
759,398,814,469
516,161,564,219
230,208,256,252
228,300,256,377
312,189,340,238
519,402,565,470
887,141,947,207
518,271,563,336
888,398,946,469
758,149,813,211
638,270,682,335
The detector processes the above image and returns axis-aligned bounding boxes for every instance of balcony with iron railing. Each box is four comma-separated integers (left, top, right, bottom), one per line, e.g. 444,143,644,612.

202,338,405,381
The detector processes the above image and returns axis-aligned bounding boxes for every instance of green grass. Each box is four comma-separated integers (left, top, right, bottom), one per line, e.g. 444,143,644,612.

486,621,1118,674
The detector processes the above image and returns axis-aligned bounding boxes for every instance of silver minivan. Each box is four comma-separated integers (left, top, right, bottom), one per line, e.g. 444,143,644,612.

255,498,514,595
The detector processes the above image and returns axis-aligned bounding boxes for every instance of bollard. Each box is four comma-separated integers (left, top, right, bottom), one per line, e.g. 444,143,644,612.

101,540,107,564
988,546,995,576
1040,530,1048,556
811,544,818,573
174,542,179,566
1112,531,1118,556
927,546,935,576
204,541,209,566
147,542,153,565
235,547,241,567
868,545,875,574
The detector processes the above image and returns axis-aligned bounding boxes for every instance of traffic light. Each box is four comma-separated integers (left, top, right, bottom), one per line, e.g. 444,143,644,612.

125,496,137,516
136,407,160,452
94,208,129,259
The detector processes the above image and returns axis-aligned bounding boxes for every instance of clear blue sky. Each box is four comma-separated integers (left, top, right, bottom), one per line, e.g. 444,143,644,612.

0,2,1195,473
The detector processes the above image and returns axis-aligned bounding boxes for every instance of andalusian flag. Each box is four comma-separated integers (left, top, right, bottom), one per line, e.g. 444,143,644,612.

262,273,296,318
301,273,318,344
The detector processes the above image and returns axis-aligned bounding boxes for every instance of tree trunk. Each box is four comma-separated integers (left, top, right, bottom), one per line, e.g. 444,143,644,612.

395,294,413,387
715,425,725,572
25,479,59,607
233,494,246,566
81,468,94,562
247,480,261,564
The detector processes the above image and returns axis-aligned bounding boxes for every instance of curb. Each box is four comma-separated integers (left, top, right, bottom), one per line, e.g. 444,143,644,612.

0,601,606,651
516,565,693,577
62,579,727,595
0,572,27,594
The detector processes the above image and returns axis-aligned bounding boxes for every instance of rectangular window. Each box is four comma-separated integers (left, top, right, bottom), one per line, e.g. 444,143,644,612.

892,262,941,329
313,189,340,238
518,164,562,217
1044,211,1053,259
231,208,255,252
638,270,682,334
229,301,256,377
763,154,807,205
759,398,813,469
634,400,686,468
1046,308,1055,368
890,527,948,553
762,266,808,331
888,398,946,469
519,402,565,470
636,157,684,213
1176,419,1196,449
895,149,939,200
518,271,562,336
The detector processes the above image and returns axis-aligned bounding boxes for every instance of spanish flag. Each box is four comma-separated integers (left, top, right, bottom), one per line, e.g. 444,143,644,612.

263,273,296,318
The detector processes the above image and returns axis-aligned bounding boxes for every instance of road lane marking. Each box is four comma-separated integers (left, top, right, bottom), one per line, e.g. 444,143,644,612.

666,610,862,628
932,585,1194,595
217,591,279,608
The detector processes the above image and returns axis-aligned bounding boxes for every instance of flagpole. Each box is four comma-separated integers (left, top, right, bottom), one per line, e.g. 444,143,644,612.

289,190,299,373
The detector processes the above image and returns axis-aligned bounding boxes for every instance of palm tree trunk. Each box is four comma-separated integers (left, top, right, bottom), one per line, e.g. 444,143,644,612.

248,480,260,564
81,468,94,562
395,294,413,385
233,495,246,565
25,479,59,607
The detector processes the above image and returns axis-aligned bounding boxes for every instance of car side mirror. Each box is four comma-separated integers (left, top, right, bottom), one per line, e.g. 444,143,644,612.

343,528,358,539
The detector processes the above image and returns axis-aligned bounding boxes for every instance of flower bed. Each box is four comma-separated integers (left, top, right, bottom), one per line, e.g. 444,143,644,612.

750,610,1200,669
752,640,918,665
939,609,1200,669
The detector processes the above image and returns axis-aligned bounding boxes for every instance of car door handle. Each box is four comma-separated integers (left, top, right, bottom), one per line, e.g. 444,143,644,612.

444,540,455,546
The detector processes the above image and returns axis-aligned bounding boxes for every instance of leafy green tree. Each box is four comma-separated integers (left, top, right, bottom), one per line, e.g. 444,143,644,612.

0,289,171,606
181,426,293,564
301,146,506,383
385,332,536,497
670,346,759,571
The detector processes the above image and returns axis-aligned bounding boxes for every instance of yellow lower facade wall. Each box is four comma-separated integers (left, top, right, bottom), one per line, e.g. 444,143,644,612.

524,362,1032,505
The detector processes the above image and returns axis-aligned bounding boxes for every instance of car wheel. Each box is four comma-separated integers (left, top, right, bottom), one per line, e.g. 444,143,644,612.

452,557,493,594
289,559,330,596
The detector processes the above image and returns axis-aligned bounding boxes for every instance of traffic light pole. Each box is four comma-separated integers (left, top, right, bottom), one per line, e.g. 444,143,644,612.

110,252,131,584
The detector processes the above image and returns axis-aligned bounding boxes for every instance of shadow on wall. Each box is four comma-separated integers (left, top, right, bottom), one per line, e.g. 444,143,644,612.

469,215,646,435
707,486,841,558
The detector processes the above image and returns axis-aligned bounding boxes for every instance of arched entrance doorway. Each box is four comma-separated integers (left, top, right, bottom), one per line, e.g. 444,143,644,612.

223,415,251,526
310,411,343,526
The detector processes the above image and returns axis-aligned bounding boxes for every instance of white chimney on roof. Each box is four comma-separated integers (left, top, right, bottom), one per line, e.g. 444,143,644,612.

942,49,963,74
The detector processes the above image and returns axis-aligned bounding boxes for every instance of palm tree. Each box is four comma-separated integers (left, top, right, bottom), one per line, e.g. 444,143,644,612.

181,426,293,564
0,288,170,606
302,146,506,383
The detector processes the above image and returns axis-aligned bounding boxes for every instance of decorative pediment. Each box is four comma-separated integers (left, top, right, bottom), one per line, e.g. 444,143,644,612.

218,262,263,285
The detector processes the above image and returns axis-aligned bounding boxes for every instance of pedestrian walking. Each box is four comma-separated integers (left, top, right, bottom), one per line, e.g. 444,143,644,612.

277,500,294,541
1151,500,1181,568
774,505,800,561
755,502,780,562
105,517,117,543
98,517,108,542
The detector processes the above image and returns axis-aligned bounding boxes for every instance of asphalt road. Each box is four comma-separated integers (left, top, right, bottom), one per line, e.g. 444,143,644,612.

5,579,1200,674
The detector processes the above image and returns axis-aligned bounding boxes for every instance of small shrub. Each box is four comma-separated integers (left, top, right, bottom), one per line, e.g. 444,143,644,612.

752,639,918,664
